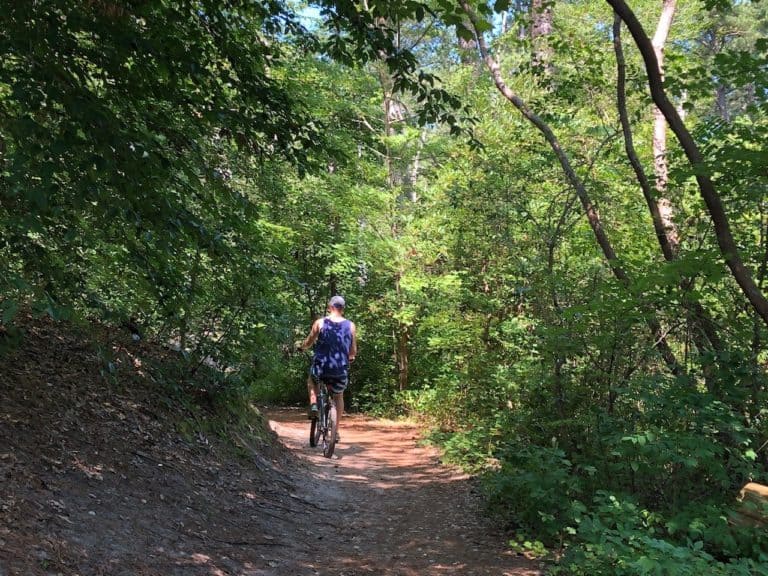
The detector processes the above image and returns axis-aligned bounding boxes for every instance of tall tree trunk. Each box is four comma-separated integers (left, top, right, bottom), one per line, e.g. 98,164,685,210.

393,270,410,391
460,1,684,375
378,66,396,188
548,235,567,421
614,13,675,262
703,20,732,122
608,0,768,329
651,0,680,255
408,128,427,201
516,0,528,40
376,57,411,389
398,324,410,391
715,84,731,122
458,28,478,64
613,13,724,369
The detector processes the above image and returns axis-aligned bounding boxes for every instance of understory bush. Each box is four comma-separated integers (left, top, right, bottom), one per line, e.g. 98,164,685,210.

481,442,768,573
461,373,768,574
484,445,584,542
556,493,768,576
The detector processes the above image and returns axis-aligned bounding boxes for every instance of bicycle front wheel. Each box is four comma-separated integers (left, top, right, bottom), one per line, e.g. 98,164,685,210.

323,403,337,458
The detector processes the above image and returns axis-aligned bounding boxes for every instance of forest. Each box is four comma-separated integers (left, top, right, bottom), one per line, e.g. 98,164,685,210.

1,0,767,573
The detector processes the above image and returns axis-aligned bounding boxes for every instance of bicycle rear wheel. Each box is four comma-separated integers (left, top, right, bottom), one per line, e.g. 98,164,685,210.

323,402,337,458
309,418,318,447
311,396,324,448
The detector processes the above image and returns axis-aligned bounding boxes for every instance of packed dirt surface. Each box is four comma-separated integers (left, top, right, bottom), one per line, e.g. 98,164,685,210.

1,318,540,575
267,409,540,576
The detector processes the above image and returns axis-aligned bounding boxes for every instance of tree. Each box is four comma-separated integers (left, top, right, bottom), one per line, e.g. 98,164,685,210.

609,0,768,328
458,0,684,373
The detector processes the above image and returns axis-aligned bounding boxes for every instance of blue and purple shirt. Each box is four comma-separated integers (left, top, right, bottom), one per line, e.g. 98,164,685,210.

312,318,354,377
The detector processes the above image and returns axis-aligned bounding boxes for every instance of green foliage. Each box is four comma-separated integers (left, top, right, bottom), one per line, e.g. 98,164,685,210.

371,2,768,572
0,1,320,358
556,493,768,576
3,0,768,572
485,445,583,541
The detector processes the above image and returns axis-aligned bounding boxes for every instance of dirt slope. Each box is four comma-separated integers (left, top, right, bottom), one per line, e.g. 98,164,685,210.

0,318,539,575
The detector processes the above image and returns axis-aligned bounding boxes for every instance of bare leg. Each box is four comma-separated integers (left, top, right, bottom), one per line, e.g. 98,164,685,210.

332,392,344,439
307,374,318,405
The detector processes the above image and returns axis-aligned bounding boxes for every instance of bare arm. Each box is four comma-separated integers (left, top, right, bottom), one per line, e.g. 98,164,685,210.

300,318,323,351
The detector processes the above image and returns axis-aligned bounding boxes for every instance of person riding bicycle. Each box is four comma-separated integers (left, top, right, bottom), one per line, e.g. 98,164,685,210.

297,295,357,438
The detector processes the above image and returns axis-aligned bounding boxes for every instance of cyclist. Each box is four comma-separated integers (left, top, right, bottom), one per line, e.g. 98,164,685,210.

297,295,357,439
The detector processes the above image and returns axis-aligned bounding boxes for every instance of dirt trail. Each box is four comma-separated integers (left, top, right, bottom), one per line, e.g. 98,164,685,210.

1,317,539,576
267,409,540,576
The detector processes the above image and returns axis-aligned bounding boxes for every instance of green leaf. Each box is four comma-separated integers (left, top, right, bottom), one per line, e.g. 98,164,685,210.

456,24,475,42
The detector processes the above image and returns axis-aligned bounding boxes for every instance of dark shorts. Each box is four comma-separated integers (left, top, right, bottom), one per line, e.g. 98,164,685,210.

310,364,349,395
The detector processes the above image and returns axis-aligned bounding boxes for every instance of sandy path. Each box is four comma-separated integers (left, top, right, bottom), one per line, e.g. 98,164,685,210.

267,408,540,576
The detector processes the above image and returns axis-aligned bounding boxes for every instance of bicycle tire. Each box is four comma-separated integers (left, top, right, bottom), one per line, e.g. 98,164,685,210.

323,403,337,458
312,396,324,448
309,417,318,447
319,402,329,452
317,395,326,447
314,417,323,447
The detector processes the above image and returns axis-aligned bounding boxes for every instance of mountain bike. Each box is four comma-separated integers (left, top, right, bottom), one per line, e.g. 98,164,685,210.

308,379,337,458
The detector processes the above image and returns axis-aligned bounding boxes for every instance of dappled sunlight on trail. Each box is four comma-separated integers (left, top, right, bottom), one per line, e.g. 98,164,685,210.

268,408,540,576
